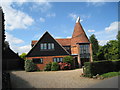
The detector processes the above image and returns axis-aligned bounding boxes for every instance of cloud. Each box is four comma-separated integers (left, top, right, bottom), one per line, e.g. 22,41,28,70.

69,13,83,22
98,40,109,46
105,21,120,32
5,32,31,54
11,44,31,55
46,13,56,17
69,13,78,20
88,29,95,32
91,21,119,46
30,2,52,13
6,32,24,44
86,0,106,7
1,1,34,30
40,17,45,22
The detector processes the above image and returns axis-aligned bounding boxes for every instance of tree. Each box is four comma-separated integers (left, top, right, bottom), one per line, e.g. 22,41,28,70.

89,34,99,61
106,40,118,60
20,53,27,60
97,40,118,60
97,46,105,60
117,30,120,59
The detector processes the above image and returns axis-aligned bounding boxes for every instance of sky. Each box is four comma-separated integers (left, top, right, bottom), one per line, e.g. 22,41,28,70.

1,0,119,55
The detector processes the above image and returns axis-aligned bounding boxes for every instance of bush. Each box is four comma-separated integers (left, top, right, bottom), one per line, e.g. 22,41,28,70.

58,62,71,70
83,60,120,77
51,62,59,71
63,56,73,67
24,60,37,72
44,62,52,71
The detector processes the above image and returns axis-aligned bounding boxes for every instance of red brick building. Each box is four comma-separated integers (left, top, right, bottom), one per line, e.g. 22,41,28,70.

26,17,93,70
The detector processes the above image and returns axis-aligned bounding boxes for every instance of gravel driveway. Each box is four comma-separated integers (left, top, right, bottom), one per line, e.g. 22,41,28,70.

9,69,101,88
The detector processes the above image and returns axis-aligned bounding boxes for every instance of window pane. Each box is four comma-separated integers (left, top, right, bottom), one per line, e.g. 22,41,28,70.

48,43,51,49
57,58,59,62
51,43,54,49
53,58,56,62
60,58,63,62
40,59,43,63
44,43,47,49
40,44,44,49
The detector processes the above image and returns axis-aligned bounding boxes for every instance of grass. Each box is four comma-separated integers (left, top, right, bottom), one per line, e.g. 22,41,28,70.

100,71,120,78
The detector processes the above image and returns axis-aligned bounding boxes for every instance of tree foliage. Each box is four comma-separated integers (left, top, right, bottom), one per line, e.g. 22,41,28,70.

89,34,99,61
63,56,73,66
117,30,120,59
44,62,52,71
97,40,118,60
51,62,59,71
20,53,27,60
24,60,37,72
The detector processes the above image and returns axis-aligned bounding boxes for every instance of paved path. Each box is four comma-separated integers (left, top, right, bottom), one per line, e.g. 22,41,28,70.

9,69,102,88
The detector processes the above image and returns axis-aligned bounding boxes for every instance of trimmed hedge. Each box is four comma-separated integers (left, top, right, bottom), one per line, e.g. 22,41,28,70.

24,60,37,72
44,62,52,71
51,62,59,71
83,60,120,77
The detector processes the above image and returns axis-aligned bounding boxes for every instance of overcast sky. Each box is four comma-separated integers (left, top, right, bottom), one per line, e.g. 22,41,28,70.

1,0,119,54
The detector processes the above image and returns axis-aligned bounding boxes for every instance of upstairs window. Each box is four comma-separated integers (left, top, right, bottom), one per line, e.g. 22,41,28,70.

40,43,54,50
33,58,43,64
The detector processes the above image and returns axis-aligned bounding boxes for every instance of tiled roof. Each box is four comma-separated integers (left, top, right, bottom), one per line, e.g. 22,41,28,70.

31,38,71,47
55,38,71,46
71,22,89,46
31,40,37,46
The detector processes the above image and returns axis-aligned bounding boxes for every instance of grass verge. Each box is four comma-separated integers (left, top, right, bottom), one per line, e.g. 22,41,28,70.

100,71,120,78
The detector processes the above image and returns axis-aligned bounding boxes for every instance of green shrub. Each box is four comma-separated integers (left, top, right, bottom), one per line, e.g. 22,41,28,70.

83,60,120,77
63,56,73,67
44,62,52,71
24,60,37,72
51,62,59,71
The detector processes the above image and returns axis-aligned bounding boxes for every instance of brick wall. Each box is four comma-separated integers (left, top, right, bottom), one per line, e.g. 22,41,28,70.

26,55,69,70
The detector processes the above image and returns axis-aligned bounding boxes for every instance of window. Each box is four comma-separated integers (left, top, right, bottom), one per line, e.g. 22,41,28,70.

48,43,51,49
53,58,63,62
44,43,47,49
40,44,44,50
33,58,43,64
80,44,90,58
40,43,54,50
51,43,54,49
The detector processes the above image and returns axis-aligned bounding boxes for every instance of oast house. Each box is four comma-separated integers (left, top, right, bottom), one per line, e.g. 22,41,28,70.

26,17,93,70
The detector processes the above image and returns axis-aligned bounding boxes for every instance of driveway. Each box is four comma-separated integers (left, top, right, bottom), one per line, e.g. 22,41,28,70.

9,69,102,88
89,76,119,88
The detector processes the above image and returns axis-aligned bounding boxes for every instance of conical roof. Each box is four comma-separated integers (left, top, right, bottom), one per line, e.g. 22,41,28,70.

71,17,89,46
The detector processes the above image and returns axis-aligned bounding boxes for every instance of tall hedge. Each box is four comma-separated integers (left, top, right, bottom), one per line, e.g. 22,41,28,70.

83,60,120,77
24,60,37,72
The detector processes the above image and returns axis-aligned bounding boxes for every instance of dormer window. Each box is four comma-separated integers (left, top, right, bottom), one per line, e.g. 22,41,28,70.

40,43,54,50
